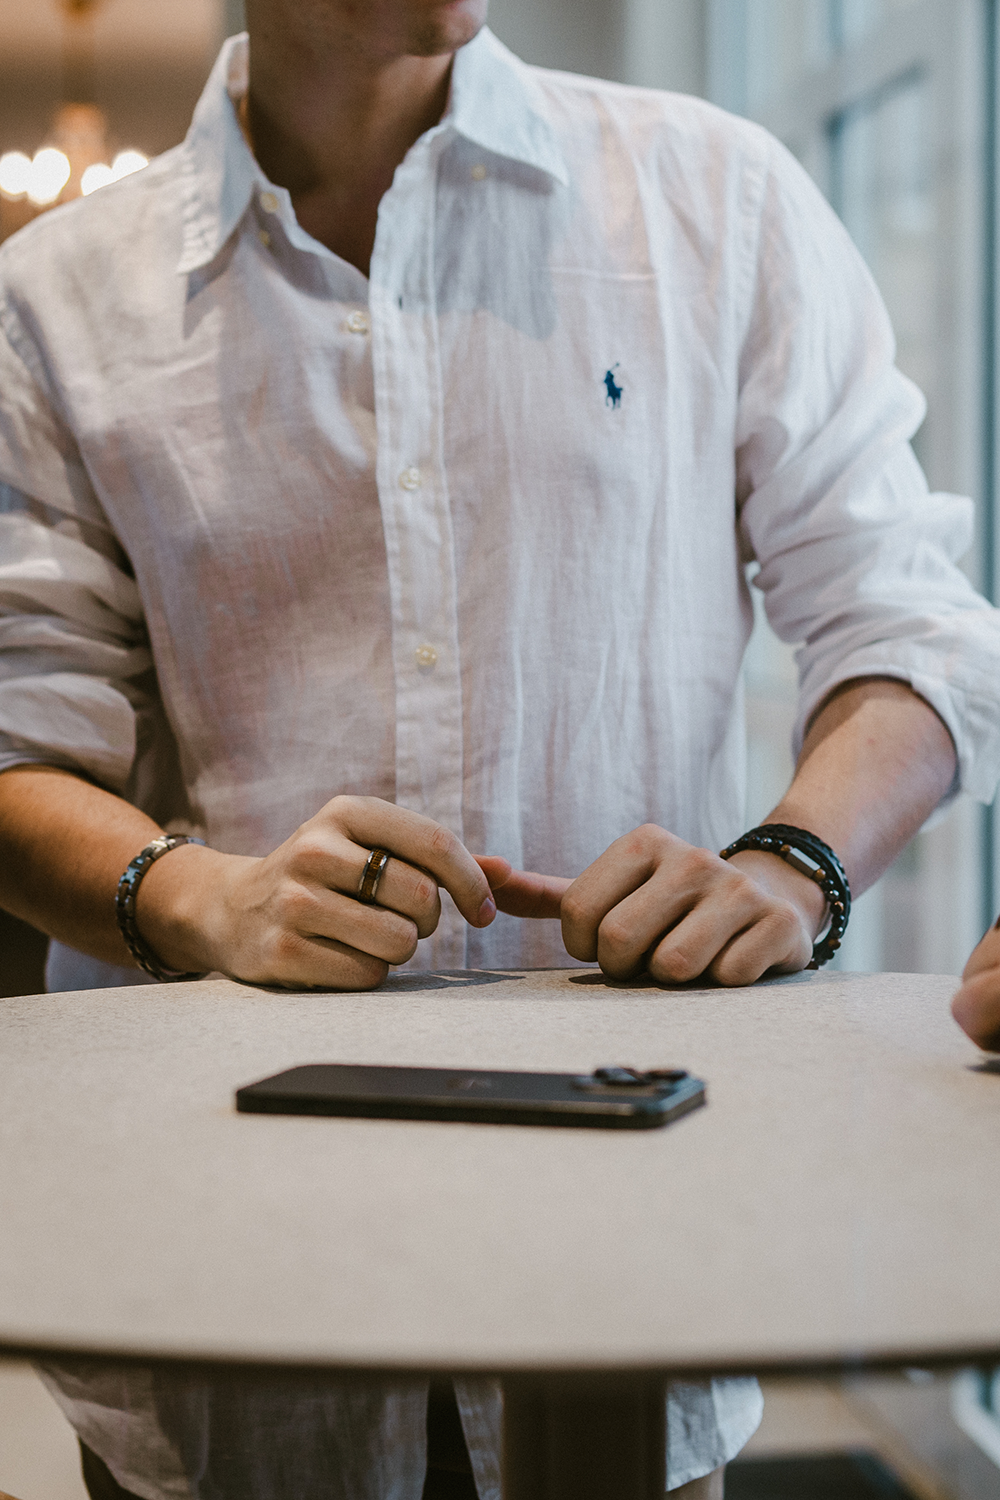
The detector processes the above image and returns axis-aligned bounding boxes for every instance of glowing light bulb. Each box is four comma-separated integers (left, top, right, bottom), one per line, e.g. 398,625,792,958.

81,162,114,196
27,147,71,206
111,149,148,181
0,151,32,200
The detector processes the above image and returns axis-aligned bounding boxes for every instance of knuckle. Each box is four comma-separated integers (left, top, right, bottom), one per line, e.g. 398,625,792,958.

353,955,389,990
598,914,633,957
414,906,441,939
711,953,761,987
274,882,317,929
770,900,800,938
686,846,720,878
562,916,598,962
271,926,309,967
390,941,419,967
623,823,666,858
560,890,588,928
651,944,700,984
410,870,438,909
384,917,419,964
709,960,742,988
286,838,328,879
722,869,761,908
427,824,457,862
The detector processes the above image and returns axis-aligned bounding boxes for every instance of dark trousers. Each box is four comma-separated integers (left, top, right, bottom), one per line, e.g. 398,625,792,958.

80,1380,478,1500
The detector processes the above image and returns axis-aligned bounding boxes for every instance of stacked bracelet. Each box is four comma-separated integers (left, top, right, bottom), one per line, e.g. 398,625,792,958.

719,823,851,970
115,834,208,982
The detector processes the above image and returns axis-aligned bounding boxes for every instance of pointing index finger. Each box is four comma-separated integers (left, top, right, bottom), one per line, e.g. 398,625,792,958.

476,856,570,919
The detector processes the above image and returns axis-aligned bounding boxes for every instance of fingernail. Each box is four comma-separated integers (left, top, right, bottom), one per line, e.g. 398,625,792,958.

478,896,496,925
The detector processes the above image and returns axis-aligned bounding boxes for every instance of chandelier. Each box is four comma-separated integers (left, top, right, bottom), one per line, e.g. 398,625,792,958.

0,0,148,225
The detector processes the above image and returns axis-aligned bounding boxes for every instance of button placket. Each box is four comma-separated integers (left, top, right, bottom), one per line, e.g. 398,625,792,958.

369,132,467,968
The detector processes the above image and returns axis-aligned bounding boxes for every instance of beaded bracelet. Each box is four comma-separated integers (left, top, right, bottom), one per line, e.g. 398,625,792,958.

115,834,208,981
719,822,851,970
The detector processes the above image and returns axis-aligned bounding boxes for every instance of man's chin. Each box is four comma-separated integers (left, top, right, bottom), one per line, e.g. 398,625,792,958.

407,1,488,57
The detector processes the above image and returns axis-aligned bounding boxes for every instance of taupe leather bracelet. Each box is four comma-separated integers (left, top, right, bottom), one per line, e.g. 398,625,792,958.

115,834,208,981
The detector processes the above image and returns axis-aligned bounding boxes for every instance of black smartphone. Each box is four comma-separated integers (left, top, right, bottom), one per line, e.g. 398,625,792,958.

235,1063,705,1130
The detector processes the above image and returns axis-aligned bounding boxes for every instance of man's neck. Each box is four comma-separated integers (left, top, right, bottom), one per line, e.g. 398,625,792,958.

243,4,481,273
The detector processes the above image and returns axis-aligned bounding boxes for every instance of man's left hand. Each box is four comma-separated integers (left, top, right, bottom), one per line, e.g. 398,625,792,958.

479,824,824,985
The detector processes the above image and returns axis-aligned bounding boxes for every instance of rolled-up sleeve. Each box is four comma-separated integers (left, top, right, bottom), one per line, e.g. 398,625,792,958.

736,137,1000,804
0,307,151,793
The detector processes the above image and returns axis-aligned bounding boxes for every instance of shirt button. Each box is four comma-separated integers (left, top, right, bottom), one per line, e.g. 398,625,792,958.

399,467,422,491
415,644,438,668
258,229,271,248
259,189,280,214
471,164,487,181
345,310,370,335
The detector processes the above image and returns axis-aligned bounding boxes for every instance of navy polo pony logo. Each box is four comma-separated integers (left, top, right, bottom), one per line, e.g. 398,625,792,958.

604,364,623,408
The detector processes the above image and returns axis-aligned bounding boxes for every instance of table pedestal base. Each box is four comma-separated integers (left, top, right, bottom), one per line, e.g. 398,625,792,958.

501,1377,666,1499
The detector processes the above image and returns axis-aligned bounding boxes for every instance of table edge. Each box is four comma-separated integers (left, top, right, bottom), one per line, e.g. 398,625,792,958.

4,1334,999,1380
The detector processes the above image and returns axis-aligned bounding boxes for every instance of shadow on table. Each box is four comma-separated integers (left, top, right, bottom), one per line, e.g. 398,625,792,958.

567,969,842,991
381,970,528,992
379,969,863,994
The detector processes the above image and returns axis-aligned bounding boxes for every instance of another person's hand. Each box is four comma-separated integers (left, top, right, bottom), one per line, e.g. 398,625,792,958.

479,824,825,985
952,923,1000,1050
140,796,496,990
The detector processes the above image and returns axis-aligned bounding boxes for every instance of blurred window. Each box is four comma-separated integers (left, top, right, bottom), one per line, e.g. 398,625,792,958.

710,0,990,973
830,71,936,468
834,0,921,47
746,1,831,113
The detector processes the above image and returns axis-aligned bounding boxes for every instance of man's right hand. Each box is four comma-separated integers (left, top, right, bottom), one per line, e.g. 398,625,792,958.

952,923,1000,1051
140,795,497,990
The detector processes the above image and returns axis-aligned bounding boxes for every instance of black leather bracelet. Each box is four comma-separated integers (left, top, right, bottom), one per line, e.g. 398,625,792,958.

115,834,209,981
719,823,851,970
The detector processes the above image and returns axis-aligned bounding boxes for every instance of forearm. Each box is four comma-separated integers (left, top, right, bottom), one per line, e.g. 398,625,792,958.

0,765,162,966
0,766,496,988
729,677,957,928
772,677,956,891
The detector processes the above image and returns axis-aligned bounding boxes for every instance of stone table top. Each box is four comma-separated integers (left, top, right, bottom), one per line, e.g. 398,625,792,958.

0,967,996,1375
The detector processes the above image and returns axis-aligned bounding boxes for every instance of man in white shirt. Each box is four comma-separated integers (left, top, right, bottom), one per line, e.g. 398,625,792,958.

1,0,998,1495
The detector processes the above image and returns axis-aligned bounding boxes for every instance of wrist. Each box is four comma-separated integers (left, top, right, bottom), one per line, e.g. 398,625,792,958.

726,848,827,938
722,822,852,967
134,842,250,976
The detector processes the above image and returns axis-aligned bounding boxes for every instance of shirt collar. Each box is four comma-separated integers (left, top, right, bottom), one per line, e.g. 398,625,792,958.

448,27,569,186
177,35,260,275
177,26,568,275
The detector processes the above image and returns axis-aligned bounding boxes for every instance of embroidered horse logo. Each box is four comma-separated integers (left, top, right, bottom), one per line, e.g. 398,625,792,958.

604,364,623,408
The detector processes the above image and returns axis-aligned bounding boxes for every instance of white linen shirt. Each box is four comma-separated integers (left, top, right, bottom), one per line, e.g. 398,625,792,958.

1,27,999,1497
2,30,999,988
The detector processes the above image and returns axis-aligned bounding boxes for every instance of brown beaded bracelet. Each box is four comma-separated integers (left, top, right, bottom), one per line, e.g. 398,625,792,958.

719,823,851,969
115,834,208,981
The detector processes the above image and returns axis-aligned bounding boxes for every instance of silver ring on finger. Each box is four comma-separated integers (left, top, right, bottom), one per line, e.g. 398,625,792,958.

358,847,390,905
